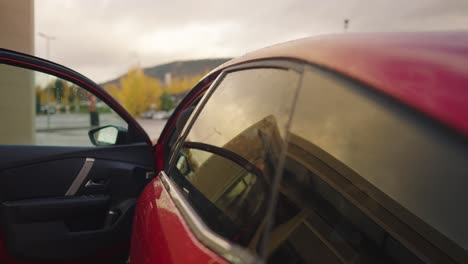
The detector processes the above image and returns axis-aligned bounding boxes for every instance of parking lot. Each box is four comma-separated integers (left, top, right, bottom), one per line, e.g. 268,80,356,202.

35,113,166,146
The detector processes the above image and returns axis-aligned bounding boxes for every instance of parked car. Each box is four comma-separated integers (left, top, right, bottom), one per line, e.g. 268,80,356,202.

141,109,158,119
38,105,56,114
152,109,173,120
1,32,468,264
141,109,174,120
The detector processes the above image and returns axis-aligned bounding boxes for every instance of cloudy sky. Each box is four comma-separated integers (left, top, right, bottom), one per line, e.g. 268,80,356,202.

35,0,468,83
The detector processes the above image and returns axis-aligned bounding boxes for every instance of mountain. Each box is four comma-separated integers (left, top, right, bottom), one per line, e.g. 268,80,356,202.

100,58,232,88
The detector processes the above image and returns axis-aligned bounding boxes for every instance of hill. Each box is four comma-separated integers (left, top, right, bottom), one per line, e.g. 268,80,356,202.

100,58,231,88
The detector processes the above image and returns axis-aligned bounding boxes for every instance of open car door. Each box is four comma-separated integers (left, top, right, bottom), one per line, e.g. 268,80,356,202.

0,49,155,264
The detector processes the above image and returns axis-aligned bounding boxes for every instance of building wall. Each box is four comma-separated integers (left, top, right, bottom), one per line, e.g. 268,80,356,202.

0,0,35,144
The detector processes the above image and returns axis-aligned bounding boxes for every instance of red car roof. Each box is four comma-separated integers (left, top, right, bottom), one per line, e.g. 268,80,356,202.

219,32,468,136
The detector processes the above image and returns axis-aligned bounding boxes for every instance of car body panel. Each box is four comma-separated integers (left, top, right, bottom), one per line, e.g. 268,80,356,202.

130,176,227,264
136,33,468,263
130,75,229,264
213,32,468,136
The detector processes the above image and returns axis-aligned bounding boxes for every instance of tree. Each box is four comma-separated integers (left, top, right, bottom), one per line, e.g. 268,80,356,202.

54,79,64,102
160,91,175,111
166,73,205,95
105,83,121,102
104,68,207,116
107,67,163,116
35,85,44,113
68,85,81,112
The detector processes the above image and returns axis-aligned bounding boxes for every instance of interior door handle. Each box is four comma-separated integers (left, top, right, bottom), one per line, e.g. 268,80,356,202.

85,179,107,188
65,158,95,196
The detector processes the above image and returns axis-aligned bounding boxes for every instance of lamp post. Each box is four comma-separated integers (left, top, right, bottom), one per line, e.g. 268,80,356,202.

38,32,56,129
344,19,350,32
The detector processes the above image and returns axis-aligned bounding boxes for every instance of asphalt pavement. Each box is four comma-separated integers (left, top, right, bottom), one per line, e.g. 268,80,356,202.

35,113,166,146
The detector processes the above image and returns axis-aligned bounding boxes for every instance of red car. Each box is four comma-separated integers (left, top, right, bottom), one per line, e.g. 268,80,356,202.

0,32,468,264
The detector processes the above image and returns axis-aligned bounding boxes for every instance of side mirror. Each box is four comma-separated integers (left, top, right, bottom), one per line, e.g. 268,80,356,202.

88,125,127,146
176,153,192,176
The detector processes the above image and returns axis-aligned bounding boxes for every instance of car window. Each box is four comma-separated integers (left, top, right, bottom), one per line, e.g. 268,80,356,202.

0,64,128,146
267,66,468,263
171,68,301,251
173,142,268,245
166,94,204,157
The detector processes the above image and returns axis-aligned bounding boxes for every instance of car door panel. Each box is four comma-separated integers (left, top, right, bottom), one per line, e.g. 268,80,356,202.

0,49,155,263
0,157,85,200
2,197,137,261
0,144,154,167
130,175,227,264
0,144,154,200
2,195,110,259
0,144,154,261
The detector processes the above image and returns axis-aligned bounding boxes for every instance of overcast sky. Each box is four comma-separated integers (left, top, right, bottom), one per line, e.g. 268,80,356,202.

35,0,468,83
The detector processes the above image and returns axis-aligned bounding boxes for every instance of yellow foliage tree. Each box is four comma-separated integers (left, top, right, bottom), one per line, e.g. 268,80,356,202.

105,83,122,102
61,83,72,105
107,67,163,116
35,85,46,105
166,73,205,95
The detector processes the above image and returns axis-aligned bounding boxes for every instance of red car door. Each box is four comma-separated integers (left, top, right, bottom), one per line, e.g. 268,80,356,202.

129,61,304,264
128,33,468,264
0,49,155,264
129,71,230,264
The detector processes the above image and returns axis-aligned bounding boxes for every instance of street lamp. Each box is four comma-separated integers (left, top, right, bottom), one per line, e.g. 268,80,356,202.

38,32,56,129
344,19,350,32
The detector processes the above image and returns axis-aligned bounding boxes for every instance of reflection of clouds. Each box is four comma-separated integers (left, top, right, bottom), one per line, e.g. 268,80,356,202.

188,69,300,149
291,70,402,188
291,68,468,252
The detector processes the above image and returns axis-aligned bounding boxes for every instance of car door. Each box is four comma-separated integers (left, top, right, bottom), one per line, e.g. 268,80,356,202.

129,60,304,263
130,57,468,264
0,49,155,264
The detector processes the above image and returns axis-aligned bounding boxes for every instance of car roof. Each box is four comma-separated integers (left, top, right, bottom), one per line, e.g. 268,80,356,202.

216,32,468,136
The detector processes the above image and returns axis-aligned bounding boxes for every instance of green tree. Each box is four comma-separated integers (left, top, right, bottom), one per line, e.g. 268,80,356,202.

54,79,64,102
35,85,43,113
160,91,175,111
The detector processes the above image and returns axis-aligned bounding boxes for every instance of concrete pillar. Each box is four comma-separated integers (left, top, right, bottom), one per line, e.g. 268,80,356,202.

0,0,35,144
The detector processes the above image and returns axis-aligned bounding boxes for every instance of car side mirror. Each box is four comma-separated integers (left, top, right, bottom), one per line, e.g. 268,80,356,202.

176,153,192,176
89,125,127,146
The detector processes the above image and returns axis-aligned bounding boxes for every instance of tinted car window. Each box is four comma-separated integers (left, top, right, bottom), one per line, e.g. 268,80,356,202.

267,66,468,263
172,68,301,250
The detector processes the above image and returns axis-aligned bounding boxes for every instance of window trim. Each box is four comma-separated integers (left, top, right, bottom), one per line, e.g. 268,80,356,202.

167,71,226,170
182,141,265,178
167,59,304,173
159,171,260,264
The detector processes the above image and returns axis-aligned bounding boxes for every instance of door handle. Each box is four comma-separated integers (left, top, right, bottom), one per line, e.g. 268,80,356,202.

85,179,107,188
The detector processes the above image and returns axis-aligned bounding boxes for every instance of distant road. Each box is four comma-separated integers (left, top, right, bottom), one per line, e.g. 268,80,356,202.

35,113,166,146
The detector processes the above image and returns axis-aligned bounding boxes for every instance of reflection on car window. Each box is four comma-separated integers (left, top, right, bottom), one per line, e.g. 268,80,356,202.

175,145,267,245
0,64,128,146
171,68,301,251
186,68,299,152
266,66,468,263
